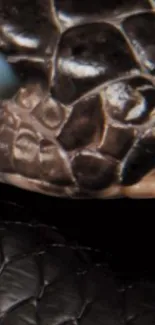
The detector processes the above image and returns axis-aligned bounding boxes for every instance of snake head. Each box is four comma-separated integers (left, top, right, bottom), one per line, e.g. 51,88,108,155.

1,1,155,199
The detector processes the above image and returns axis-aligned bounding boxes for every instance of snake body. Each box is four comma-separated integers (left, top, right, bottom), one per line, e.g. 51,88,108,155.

0,1,155,198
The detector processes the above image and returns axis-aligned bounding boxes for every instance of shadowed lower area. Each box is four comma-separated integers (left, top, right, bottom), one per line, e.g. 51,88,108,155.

0,182,154,324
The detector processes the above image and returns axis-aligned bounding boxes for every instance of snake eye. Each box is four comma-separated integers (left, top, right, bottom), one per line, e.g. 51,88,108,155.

0,53,20,99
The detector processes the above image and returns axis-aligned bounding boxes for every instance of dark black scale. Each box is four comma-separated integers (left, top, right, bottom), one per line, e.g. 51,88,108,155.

99,124,135,160
12,59,49,87
0,0,59,55
105,76,155,125
58,94,104,150
129,76,153,89
55,0,151,21
120,129,155,185
72,151,117,190
123,12,155,74
51,22,139,104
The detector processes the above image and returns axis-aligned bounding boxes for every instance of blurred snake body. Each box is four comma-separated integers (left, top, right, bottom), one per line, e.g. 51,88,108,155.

1,1,155,198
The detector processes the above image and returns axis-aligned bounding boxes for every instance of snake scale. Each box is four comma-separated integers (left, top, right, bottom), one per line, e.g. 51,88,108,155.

0,0,155,198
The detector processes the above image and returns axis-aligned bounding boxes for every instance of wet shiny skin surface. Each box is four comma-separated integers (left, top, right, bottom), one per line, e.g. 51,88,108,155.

1,0,155,198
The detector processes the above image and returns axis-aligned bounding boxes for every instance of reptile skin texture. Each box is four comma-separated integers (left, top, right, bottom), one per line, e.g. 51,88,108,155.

0,215,154,325
2,0,155,198
0,182,154,325
1,2,155,324
0,184,153,325
0,185,155,325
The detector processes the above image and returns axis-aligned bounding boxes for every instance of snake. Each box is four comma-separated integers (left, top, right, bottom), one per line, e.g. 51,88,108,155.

0,2,155,324
0,0,155,199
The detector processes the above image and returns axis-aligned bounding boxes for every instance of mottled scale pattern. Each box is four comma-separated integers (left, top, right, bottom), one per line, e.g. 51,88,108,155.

1,0,155,197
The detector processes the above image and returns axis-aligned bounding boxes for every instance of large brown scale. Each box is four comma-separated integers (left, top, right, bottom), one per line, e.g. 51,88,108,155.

0,0,155,198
